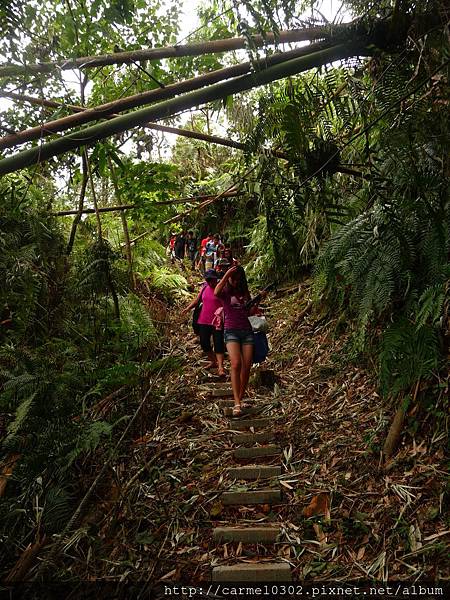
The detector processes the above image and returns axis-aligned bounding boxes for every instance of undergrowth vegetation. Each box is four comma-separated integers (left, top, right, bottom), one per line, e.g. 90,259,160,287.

0,176,185,574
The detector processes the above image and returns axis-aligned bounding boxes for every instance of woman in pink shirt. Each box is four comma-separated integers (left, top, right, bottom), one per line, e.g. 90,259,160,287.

182,269,225,376
215,265,262,416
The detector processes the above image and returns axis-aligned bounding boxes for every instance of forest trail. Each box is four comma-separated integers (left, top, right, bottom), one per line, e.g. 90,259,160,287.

201,380,291,581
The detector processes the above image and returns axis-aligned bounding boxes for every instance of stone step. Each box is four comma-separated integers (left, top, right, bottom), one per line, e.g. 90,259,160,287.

229,418,270,430
210,388,233,397
223,406,267,417
228,465,282,480
213,526,280,544
234,445,281,460
217,398,236,407
212,562,291,582
221,489,282,505
233,431,274,445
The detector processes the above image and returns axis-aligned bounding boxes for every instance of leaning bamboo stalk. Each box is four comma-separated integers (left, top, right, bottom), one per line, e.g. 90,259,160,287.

6,92,366,178
0,42,369,175
0,39,343,151
164,164,258,225
55,204,135,216
53,192,242,216
0,23,351,77
0,90,277,154
4,535,47,583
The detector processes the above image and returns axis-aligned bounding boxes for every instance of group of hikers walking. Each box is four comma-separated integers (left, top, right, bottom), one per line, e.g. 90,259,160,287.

181,249,267,417
168,231,235,273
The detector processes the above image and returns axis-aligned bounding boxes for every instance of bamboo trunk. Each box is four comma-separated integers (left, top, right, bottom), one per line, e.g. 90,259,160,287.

6,93,366,178
0,23,350,77
57,204,135,216
66,152,88,255
0,39,337,150
383,404,407,459
0,42,369,175
4,535,47,583
120,210,134,288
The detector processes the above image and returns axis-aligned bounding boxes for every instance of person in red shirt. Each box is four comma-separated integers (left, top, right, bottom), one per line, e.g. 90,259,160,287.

168,233,176,263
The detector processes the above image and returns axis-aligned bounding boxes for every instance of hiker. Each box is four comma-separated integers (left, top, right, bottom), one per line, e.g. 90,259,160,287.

199,232,213,273
174,231,186,261
181,269,225,376
215,257,230,277
205,234,220,270
214,264,265,416
167,233,176,263
222,246,237,266
186,230,198,269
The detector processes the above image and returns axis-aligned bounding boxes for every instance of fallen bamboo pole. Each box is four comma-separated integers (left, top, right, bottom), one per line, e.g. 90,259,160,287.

0,39,348,151
0,42,370,175
53,192,241,216
0,23,352,77
54,204,135,216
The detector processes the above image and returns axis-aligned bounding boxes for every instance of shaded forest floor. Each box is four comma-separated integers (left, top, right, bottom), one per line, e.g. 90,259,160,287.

67,279,449,583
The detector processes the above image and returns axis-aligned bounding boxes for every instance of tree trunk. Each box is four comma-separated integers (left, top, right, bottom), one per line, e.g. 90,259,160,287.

0,23,353,77
0,39,342,150
120,210,134,288
66,152,88,254
0,42,370,175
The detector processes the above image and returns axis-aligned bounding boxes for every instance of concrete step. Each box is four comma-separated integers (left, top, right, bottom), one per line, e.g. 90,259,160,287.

223,406,268,417
213,526,280,544
229,418,270,430
217,398,236,407
212,562,291,582
234,445,281,460
233,431,274,445
221,489,282,505
228,465,281,480
210,388,233,397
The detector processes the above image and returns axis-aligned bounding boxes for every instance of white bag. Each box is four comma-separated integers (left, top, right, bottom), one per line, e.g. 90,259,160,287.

248,315,269,333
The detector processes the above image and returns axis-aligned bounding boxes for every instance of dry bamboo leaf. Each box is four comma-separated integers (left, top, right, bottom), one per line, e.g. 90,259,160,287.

0,453,21,497
357,545,366,560
303,492,330,518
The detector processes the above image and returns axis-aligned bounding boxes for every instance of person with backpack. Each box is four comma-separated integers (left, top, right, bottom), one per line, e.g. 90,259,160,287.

214,264,265,416
181,269,225,376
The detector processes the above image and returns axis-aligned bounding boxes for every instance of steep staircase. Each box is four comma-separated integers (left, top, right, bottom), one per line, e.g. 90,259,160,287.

202,380,292,582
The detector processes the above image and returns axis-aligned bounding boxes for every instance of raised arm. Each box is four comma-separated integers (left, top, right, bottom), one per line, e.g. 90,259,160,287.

214,265,237,296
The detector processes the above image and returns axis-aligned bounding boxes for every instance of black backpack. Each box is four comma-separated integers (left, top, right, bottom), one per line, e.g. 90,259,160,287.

192,284,206,335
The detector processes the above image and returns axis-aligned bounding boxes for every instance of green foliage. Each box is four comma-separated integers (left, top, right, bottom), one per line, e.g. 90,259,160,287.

379,319,439,396
314,48,449,396
0,176,174,574
146,266,189,300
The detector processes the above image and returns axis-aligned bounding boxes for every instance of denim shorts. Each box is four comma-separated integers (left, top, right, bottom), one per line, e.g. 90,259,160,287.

224,329,255,345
